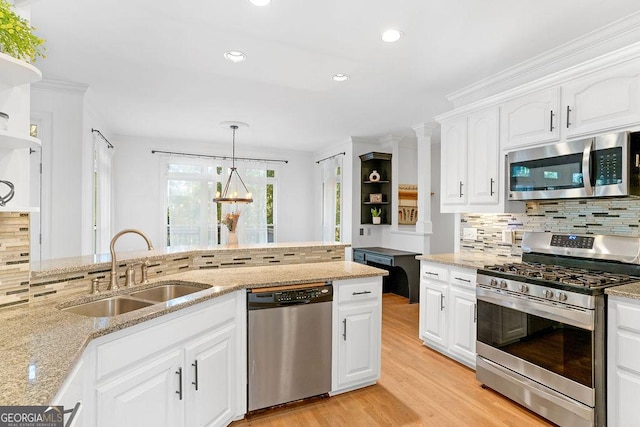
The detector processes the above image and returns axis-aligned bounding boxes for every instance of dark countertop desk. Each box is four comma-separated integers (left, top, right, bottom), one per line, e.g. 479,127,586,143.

353,247,421,303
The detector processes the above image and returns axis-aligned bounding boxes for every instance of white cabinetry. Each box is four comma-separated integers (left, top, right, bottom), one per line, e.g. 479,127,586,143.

564,60,640,138
441,107,501,213
501,88,561,149
54,290,246,427
0,52,41,212
608,295,640,426
419,262,477,368
331,277,382,394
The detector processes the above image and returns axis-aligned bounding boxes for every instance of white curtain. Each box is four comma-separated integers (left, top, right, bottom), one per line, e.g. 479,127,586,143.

322,156,342,242
221,161,268,245
94,139,114,254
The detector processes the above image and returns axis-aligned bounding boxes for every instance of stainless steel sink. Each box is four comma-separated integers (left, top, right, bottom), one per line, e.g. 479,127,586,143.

63,296,153,317
129,283,208,302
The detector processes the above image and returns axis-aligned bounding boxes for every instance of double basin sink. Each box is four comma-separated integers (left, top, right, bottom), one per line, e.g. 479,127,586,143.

62,282,211,318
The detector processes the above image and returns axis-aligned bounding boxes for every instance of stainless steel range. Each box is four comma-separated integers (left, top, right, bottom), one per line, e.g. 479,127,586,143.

476,232,640,427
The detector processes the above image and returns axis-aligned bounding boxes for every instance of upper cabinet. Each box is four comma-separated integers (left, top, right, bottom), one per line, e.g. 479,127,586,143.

501,88,561,150
563,60,640,138
441,107,501,212
0,52,41,212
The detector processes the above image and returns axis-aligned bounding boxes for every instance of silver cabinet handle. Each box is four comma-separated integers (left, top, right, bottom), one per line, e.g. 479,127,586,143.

490,178,495,196
352,290,372,295
550,110,555,131
440,294,445,311
424,271,438,276
459,181,464,197
191,360,199,391
566,105,571,128
342,318,347,341
474,303,477,323
454,277,471,283
176,367,183,400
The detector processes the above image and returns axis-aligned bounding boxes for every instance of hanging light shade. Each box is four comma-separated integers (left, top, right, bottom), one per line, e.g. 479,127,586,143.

214,122,253,204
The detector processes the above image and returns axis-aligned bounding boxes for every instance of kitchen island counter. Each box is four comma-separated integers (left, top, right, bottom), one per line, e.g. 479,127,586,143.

0,261,386,406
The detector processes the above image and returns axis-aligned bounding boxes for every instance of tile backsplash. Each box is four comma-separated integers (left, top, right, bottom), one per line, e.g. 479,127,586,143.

0,212,30,308
460,198,640,257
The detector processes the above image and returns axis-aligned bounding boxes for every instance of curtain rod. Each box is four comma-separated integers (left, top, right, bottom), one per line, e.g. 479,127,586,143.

151,149,288,164
91,128,114,149
315,152,346,164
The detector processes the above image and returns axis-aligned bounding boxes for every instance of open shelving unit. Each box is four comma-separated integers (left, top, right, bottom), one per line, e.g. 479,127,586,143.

359,152,392,225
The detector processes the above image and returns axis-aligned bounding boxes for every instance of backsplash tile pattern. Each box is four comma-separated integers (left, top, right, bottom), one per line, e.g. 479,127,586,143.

27,245,345,304
460,198,640,257
0,213,30,309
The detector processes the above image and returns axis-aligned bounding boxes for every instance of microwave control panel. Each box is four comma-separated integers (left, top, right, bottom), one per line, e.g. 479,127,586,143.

593,147,622,186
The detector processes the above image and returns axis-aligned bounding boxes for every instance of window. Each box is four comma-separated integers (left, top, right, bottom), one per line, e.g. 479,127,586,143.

163,157,277,246
321,157,342,242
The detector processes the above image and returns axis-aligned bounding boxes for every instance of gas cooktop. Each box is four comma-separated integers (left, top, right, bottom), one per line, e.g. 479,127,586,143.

482,261,636,289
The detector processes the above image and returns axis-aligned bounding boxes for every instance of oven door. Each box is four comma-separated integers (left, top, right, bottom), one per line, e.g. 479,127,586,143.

476,287,597,407
507,138,594,200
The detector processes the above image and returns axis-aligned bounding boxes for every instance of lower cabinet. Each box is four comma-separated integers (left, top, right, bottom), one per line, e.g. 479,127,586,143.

331,277,382,394
53,290,246,427
419,261,477,368
608,295,640,426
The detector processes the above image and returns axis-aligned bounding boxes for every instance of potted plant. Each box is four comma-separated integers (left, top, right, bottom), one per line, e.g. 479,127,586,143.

0,0,45,62
371,207,382,224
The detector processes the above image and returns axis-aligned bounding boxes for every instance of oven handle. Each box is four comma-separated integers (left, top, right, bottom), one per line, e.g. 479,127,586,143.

476,287,594,331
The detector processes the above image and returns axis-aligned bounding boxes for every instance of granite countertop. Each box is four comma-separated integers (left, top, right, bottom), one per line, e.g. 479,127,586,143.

0,261,387,406
416,252,521,270
606,283,640,300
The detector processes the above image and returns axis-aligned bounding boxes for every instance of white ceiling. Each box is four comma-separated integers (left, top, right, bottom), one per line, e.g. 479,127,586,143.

28,0,640,152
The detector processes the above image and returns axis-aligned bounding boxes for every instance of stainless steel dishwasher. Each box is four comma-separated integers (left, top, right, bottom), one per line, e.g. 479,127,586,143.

247,282,333,412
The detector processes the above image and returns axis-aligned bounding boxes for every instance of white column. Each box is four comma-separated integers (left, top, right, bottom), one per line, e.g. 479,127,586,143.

412,123,437,236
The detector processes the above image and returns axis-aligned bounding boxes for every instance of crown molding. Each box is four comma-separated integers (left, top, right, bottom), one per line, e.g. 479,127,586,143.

32,79,89,94
447,11,640,107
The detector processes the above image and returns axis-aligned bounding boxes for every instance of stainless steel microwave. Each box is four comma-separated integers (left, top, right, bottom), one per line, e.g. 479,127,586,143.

507,132,640,200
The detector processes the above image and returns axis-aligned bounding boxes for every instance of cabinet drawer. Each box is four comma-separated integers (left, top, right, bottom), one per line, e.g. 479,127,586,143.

353,250,365,264
421,263,448,282
337,278,381,304
450,270,476,290
365,253,392,266
618,302,640,334
618,331,640,374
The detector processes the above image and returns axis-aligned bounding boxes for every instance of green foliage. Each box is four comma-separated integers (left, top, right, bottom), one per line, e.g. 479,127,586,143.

371,207,382,217
0,0,45,62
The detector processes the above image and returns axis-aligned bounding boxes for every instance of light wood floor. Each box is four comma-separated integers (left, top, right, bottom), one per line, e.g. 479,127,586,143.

232,294,553,426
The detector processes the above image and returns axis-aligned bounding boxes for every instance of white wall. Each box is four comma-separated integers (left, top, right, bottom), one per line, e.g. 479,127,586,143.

429,143,455,254
111,135,315,251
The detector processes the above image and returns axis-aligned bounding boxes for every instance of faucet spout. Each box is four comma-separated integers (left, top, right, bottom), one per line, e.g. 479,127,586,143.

109,229,154,290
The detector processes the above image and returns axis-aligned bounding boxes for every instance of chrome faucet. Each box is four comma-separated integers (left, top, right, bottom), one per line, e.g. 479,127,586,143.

109,229,154,290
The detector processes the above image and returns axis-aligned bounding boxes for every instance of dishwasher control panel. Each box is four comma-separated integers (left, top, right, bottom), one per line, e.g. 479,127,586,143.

248,284,333,309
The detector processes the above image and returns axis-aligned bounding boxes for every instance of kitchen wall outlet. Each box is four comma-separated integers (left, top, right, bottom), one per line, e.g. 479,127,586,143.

367,228,372,236
462,227,477,241
359,228,364,236
502,230,515,244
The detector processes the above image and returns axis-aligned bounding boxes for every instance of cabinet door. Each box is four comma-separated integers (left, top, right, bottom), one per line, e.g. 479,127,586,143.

564,61,640,138
420,282,448,348
96,350,184,427
501,88,560,149
184,324,236,427
336,301,381,388
468,107,500,205
448,286,476,367
440,117,468,206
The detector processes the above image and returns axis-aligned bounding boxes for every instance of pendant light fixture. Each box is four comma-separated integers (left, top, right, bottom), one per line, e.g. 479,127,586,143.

214,122,253,204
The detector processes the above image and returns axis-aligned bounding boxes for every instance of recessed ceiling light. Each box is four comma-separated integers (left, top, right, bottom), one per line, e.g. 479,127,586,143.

249,0,271,5
382,29,403,43
224,51,247,63
332,74,349,82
